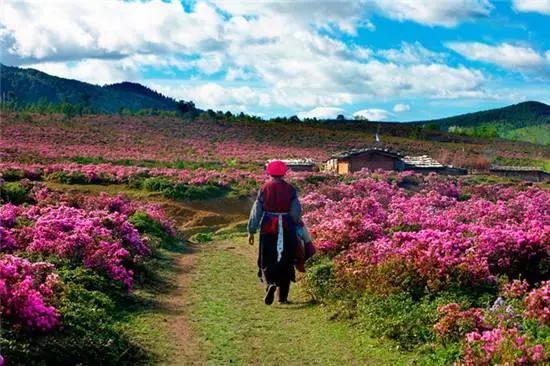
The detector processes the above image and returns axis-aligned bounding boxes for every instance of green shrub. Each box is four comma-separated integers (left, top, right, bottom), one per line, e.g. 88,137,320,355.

1,168,27,181
142,176,174,192
304,175,328,185
47,171,88,184
0,181,30,204
0,266,145,366
357,292,438,349
193,232,214,243
302,256,337,302
129,211,166,239
127,172,150,189
163,183,228,200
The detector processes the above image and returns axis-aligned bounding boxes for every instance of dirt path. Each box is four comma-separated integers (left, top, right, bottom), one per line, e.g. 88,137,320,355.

161,235,418,366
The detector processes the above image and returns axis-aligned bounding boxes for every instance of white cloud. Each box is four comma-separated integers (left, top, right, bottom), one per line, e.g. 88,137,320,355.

446,42,549,72
1,0,496,113
371,0,493,27
393,103,410,112
297,107,345,119
512,0,550,15
27,59,138,85
212,0,368,35
148,81,271,111
353,108,392,120
0,0,224,64
379,42,446,64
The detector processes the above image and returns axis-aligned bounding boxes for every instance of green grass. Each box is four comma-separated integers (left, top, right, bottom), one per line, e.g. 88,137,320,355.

493,156,550,172
501,124,550,145
115,243,188,364
185,235,419,365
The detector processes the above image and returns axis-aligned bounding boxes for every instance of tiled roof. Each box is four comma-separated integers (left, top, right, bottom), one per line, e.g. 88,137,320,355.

331,147,403,159
268,158,316,166
490,165,545,172
402,155,444,168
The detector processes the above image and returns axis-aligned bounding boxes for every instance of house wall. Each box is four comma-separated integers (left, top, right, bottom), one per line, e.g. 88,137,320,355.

490,170,548,182
337,161,350,174
349,152,398,172
325,158,338,173
288,164,315,172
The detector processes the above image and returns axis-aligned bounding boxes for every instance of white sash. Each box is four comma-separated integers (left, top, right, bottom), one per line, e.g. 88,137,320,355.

265,212,287,263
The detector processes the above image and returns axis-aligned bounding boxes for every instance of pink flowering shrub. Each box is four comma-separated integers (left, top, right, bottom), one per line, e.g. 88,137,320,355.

434,303,488,341
462,327,546,365
524,282,550,325
302,172,549,364
0,255,60,331
303,175,549,293
503,280,531,300
0,185,177,364
1,188,176,289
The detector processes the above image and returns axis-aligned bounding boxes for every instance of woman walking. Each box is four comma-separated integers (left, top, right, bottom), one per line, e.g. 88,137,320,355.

248,160,301,305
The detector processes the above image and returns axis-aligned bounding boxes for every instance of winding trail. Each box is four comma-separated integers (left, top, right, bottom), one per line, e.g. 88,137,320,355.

156,198,418,365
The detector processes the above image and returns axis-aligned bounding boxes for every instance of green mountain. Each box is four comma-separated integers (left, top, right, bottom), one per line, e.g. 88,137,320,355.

414,101,550,145
0,63,178,113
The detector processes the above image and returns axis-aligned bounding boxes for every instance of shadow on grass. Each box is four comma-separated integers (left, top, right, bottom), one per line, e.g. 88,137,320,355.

107,239,197,364
275,300,317,310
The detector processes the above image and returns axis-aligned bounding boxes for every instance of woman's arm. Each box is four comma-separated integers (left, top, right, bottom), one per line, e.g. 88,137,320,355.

289,188,302,224
247,190,264,234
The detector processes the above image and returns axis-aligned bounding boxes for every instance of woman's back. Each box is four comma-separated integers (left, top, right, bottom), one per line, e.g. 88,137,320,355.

260,179,295,213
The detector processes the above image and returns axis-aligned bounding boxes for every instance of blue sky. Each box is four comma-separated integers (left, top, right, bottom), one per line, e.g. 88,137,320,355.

1,0,549,120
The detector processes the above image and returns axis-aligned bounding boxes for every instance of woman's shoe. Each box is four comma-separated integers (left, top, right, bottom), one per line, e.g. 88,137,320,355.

264,284,276,305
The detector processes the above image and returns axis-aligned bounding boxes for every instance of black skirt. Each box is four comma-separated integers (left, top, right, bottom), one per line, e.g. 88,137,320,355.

257,216,297,285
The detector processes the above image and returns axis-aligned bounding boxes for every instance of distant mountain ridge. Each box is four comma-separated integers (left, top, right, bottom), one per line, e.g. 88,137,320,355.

412,101,549,145
1,64,548,144
0,64,178,113
414,101,549,129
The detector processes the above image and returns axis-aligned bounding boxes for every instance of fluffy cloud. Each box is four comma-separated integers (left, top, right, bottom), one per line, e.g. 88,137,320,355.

26,59,138,85
512,0,550,15
297,107,345,119
446,42,549,73
149,81,271,111
1,0,495,113
379,42,446,64
0,1,224,64
353,108,392,120
371,0,493,27
393,103,411,112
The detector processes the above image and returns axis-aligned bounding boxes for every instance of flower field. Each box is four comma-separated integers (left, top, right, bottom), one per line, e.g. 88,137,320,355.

1,110,549,365
0,179,176,364
302,172,549,364
2,112,548,170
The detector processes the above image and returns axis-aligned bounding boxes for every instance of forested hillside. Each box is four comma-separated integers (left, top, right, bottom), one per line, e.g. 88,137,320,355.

0,64,178,113
415,101,550,144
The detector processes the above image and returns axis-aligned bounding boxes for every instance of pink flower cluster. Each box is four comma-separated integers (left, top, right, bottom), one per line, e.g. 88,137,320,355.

1,186,176,342
503,280,531,300
462,327,546,365
524,281,550,325
1,189,175,289
0,255,60,331
434,303,487,341
303,174,549,291
0,162,264,187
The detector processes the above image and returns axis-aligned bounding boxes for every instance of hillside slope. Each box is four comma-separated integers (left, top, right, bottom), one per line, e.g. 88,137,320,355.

414,101,550,144
0,64,178,113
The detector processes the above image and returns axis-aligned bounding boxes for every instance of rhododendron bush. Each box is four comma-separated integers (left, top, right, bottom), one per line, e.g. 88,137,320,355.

0,255,60,332
0,182,176,364
0,162,263,187
302,172,549,364
304,173,548,291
